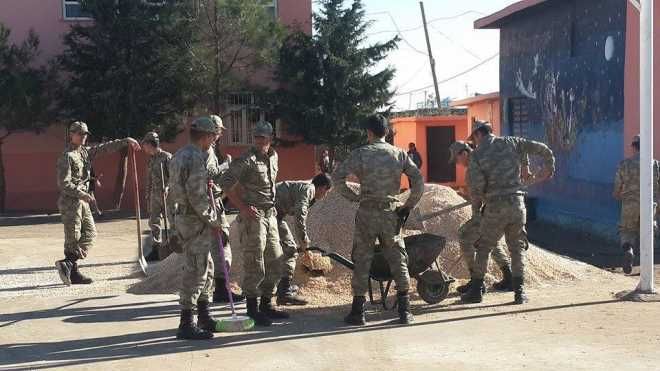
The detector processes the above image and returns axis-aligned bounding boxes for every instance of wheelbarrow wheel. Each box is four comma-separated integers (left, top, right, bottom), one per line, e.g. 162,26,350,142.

417,271,450,304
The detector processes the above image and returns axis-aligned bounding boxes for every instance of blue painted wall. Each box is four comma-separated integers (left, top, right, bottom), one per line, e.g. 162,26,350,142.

498,0,627,238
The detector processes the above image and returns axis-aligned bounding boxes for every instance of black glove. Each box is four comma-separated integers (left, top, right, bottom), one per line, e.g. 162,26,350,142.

395,206,411,230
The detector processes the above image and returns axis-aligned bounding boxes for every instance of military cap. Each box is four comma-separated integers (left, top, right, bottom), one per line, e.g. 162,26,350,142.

190,116,222,134
362,114,389,134
141,131,159,144
448,141,472,164
209,114,226,130
69,121,90,135
254,121,274,137
468,120,492,141
632,135,640,145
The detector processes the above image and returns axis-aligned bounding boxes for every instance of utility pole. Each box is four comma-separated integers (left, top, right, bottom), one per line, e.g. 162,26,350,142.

639,0,654,293
420,1,442,110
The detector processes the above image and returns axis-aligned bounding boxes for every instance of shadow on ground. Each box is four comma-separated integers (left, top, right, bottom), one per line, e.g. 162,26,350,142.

0,210,136,227
0,294,623,370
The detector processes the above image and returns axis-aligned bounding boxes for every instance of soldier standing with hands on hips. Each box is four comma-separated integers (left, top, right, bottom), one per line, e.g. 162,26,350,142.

55,121,140,286
334,114,424,326
220,121,288,327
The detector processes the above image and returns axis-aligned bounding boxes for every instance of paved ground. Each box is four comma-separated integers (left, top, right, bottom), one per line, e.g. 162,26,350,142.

1,214,660,370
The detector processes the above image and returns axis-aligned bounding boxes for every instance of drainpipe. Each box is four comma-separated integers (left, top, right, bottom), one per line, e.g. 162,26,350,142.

639,0,654,293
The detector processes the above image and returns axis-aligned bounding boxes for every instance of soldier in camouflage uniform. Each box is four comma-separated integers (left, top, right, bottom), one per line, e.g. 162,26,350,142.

141,131,172,261
449,141,514,293
204,115,244,304
613,135,659,274
462,123,555,305
169,116,227,340
55,121,140,286
334,114,424,326
275,173,333,306
220,121,288,327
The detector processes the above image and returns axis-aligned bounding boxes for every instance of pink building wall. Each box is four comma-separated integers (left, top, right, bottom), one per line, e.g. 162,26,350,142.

623,1,660,158
0,0,315,212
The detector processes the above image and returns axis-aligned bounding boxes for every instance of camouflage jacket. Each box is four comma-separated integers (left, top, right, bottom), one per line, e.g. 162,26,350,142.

334,138,424,210
275,181,315,243
56,139,129,202
614,153,660,203
168,144,222,229
219,146,278,210
145,149,172,200
468,134,555,201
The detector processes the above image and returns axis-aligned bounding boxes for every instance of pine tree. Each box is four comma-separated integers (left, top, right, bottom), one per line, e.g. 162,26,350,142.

275,0,399,165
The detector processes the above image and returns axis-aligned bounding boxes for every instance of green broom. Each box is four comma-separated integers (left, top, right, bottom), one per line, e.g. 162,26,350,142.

208,182,255,332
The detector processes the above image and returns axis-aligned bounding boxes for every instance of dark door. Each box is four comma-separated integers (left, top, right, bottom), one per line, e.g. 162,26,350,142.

426,126,456,183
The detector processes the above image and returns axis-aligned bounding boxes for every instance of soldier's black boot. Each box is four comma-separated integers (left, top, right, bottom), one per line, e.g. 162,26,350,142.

461,279,484,303
55,258,73,286
397,292,414,325
276,277,308,306
344,296,366,326
145,243,160,262
213,278,245,303
259,296,290,319
196,300,220,333
176,309,213,340
492,266,513,292
70,261,93,285
513,277,528,305
456,274,486,294
246,297,272,327
622,243,634,274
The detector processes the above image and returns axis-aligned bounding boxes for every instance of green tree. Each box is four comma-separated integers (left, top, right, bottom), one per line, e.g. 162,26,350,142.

0,24,55,212
58,0,197,207
191,0,285,114
275,0,399,165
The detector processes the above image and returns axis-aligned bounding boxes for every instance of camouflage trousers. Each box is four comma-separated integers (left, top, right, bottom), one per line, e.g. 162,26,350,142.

618,200,657,248
277,218,298,281
179,250,215,310
59,196,96,260
473,195,528,280
148,194,165,245
459,217,511,272
352,205,410,296
174,214,217,309
238,208,283,298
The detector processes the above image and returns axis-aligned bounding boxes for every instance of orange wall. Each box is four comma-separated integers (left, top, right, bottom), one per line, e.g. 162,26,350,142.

392,115,469,188
624,1,660,158
3,125,316,212
466,98,502,135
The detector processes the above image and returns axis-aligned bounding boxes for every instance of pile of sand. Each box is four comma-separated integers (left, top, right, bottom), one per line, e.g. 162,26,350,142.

129,183,618,304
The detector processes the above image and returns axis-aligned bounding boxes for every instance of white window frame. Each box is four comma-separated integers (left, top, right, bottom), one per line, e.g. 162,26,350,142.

62,0,93,21
219,93,282,146
264,0,278,19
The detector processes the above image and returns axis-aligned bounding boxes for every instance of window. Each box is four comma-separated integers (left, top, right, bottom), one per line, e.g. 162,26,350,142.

264,0,278,19
508,97,531,137
63,0,92,20
218,92,281,146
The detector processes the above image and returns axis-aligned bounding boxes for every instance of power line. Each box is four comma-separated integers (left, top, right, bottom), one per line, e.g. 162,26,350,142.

383,11,428,56
429,24,482,61
394,52,499,96
367,10,485,36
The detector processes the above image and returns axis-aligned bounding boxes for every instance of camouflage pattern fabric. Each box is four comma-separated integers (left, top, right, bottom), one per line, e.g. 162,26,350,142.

169,144,225,309
275,181,315,280
145,149,172,245
56,139,129,259
613,154,660,246
458,217,510,271
334,138,424,296
205,146,232,279
220,146,282,298
467,134,554,280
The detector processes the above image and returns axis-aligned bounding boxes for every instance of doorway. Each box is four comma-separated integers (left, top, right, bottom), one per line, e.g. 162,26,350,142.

426,126,456,183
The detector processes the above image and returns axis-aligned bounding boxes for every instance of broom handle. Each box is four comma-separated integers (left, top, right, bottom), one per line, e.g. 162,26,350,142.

160,163,169,242
207,182,237,316
131,148,142,257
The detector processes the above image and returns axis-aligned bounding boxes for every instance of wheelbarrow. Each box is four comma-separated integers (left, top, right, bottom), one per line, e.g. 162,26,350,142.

308,233,455,309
